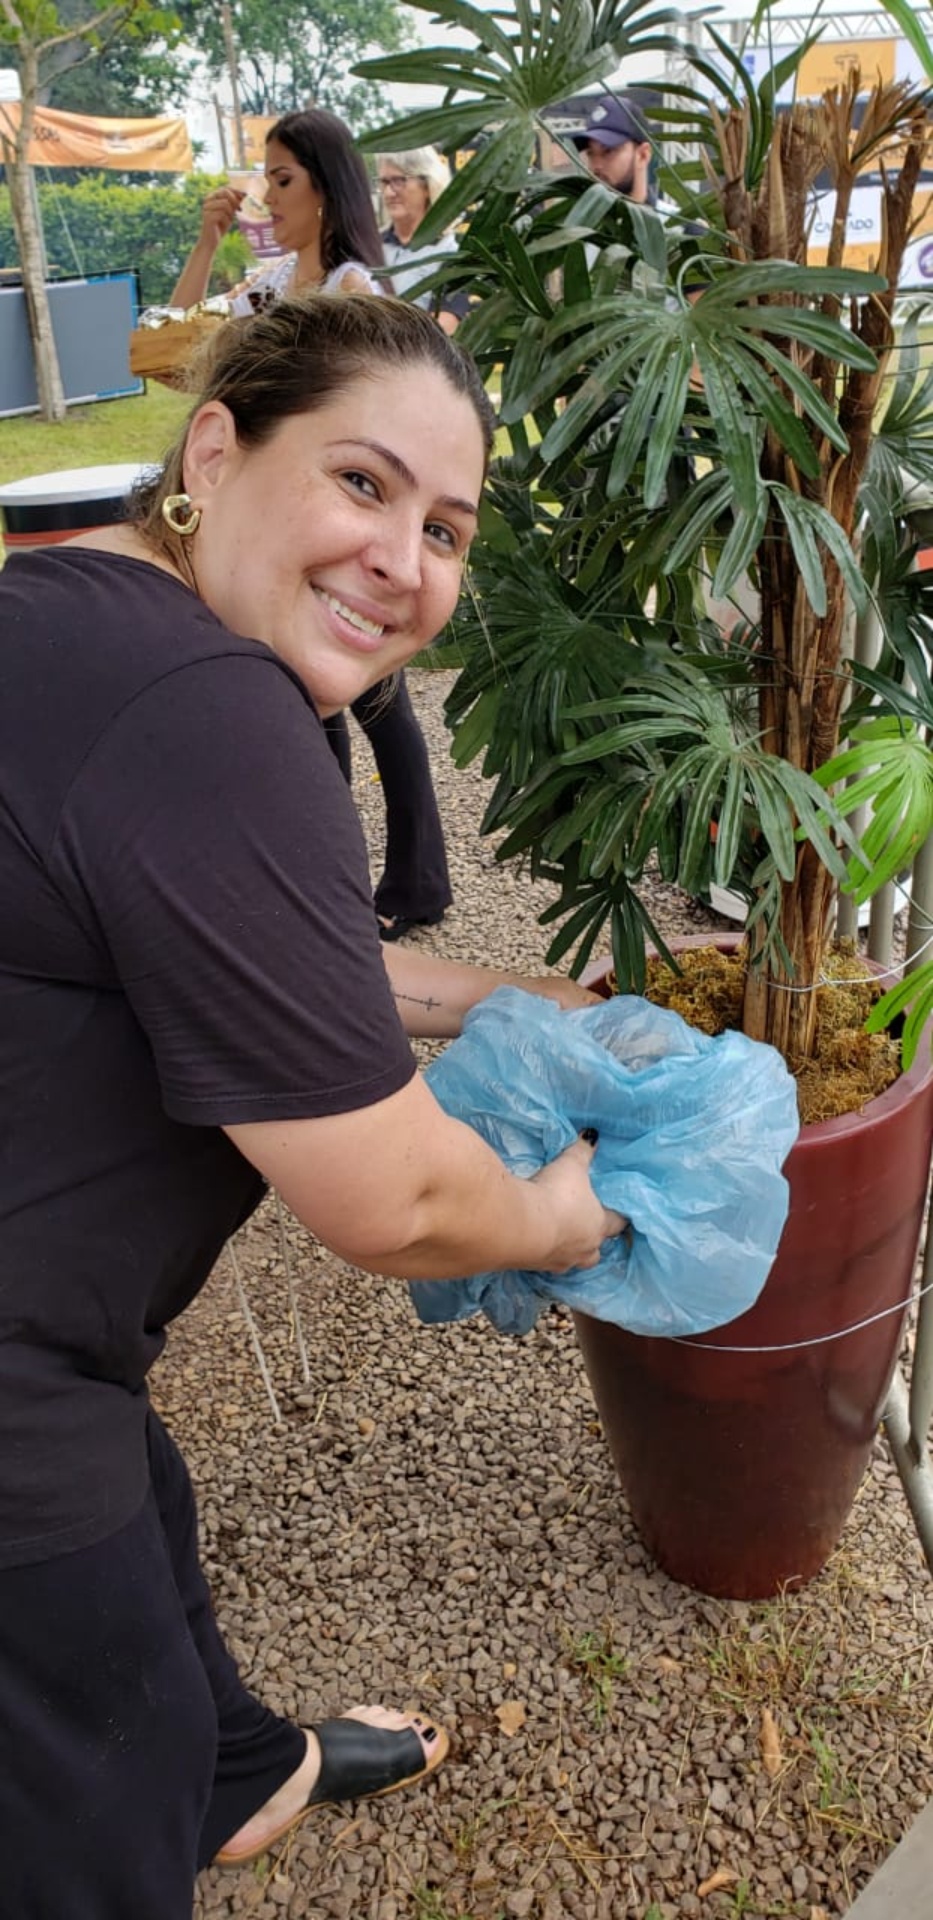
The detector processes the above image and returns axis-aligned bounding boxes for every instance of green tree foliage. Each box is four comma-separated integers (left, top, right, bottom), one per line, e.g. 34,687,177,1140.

0,1,183,417
175,0,410,127
41,35,186,114
0,1,182,100
0,172,251,304
359,0,933,1061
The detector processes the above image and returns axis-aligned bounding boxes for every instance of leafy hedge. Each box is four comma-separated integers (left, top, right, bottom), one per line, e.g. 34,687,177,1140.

0,174,253,308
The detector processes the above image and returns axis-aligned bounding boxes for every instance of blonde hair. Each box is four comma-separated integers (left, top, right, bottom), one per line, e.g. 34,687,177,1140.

377,147,452,209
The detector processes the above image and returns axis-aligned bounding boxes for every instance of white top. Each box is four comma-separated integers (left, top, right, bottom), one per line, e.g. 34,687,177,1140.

381,229,460,308
0,464,150,506
229,255,381,316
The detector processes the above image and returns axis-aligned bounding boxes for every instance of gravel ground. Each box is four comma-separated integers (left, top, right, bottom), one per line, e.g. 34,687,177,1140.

152,669,933,1920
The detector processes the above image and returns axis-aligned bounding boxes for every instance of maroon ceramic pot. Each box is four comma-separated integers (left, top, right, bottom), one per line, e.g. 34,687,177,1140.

573,948,933,1598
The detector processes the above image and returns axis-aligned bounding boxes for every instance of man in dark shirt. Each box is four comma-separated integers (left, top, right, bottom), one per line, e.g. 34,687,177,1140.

568,91,703,507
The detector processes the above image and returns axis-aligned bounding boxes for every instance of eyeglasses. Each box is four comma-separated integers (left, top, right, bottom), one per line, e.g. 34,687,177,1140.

378,174,417,193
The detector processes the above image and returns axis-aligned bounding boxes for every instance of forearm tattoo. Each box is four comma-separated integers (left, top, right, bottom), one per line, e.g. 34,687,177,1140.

393,989,443,1014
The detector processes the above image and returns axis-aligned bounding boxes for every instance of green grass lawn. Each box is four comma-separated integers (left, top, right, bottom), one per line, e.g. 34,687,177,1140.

0,383,190,490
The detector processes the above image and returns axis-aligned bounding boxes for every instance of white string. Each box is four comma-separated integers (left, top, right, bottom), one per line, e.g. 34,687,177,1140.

42,168,86,278
274,1191,310,1385
674,1274,933,1353
747,878,933,995
227,1239,284,1425
762,923,933,993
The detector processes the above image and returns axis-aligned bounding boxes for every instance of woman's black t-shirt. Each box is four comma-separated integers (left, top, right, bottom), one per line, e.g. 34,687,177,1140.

0,547,416,1568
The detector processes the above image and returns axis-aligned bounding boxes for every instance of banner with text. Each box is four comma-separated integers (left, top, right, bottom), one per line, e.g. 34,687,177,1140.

0,103,192,172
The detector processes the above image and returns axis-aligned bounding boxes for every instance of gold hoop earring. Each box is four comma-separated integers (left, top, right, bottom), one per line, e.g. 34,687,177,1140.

161,493,202,537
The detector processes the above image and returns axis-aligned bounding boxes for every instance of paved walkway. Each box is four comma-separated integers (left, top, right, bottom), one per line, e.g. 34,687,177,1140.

845,1798,933,1916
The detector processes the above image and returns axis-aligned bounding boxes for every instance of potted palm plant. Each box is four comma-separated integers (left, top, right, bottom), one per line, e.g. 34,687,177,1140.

357,0,933,1595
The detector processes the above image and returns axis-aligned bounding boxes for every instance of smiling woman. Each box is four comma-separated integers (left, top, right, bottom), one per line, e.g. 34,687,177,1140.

129,297,489,712
138,351,482,711
171,113,461,945
0,292,624,1918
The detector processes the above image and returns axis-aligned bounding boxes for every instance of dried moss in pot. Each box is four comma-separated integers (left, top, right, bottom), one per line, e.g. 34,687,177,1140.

629,942,901,1126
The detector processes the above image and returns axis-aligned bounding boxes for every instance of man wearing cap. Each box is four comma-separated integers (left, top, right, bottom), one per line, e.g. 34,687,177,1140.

570,97,654,203
568,91,703,512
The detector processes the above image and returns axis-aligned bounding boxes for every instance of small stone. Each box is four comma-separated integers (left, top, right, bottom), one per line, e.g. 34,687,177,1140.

539,1488,571,1519
505,1892,535,1918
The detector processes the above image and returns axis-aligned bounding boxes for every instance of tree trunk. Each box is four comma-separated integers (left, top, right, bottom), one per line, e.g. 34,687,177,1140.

3,50,67,424
734,94,928,1061
742,847,836,1057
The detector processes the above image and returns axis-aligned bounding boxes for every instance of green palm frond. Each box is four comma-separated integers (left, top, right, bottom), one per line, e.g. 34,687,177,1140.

359,0,933,1043
865,967,933,1068
816,718,933,901
356,0,684,240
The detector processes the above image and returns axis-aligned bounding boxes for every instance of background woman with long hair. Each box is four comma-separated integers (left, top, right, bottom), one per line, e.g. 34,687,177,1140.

172,107,385,309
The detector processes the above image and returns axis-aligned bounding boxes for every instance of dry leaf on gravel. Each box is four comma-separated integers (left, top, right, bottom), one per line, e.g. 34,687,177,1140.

698,1868,739,1897
760,1706,782,1777
494,1700,527,1736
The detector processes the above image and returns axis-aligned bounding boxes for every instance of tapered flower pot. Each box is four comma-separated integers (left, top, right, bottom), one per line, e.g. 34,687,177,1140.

574,953,933,1599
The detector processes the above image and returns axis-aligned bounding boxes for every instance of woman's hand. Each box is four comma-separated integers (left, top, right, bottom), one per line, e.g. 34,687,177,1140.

512,973,602,1012
226,1086,627,1282
199,186,245,250
530,1132,626,1271
171,186,246,310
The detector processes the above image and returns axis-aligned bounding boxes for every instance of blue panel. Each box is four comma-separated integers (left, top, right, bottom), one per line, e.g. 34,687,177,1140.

0,270,144,418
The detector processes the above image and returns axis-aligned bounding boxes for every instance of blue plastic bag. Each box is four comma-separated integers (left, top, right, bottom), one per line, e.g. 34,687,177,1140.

411,986,799,1339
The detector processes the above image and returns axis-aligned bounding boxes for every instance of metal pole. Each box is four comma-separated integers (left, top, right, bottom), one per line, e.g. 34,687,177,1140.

221,2,247,168
836,597,879,941
213,93,230,170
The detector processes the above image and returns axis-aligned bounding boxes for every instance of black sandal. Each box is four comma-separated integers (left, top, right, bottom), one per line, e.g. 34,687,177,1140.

377,912,445,943
214,1714,449,1866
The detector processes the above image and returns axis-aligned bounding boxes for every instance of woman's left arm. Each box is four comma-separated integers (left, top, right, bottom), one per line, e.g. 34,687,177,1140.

383,944,596,1038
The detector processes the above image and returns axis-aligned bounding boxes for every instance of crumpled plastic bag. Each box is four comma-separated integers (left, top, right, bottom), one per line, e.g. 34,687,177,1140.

411,987,799,1339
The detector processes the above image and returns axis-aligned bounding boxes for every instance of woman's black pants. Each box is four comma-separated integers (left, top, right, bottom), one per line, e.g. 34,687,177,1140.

325,671,452,922
0,1410,305,1919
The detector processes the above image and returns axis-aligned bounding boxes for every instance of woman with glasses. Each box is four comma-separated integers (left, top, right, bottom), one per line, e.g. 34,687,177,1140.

330,147,474,940
377,147,469,337
327,148,474,942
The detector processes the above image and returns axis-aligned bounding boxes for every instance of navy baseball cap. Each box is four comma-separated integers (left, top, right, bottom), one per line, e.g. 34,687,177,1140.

570,97,647,150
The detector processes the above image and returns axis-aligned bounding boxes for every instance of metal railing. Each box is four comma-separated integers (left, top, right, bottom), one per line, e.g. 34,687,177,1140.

836,538,933,1574
867,836,933,1576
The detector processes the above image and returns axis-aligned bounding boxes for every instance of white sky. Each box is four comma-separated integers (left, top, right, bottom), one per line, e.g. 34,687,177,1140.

26,3,907,171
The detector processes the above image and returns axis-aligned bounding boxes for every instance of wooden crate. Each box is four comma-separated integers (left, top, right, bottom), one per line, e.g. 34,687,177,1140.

128,316,226,389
